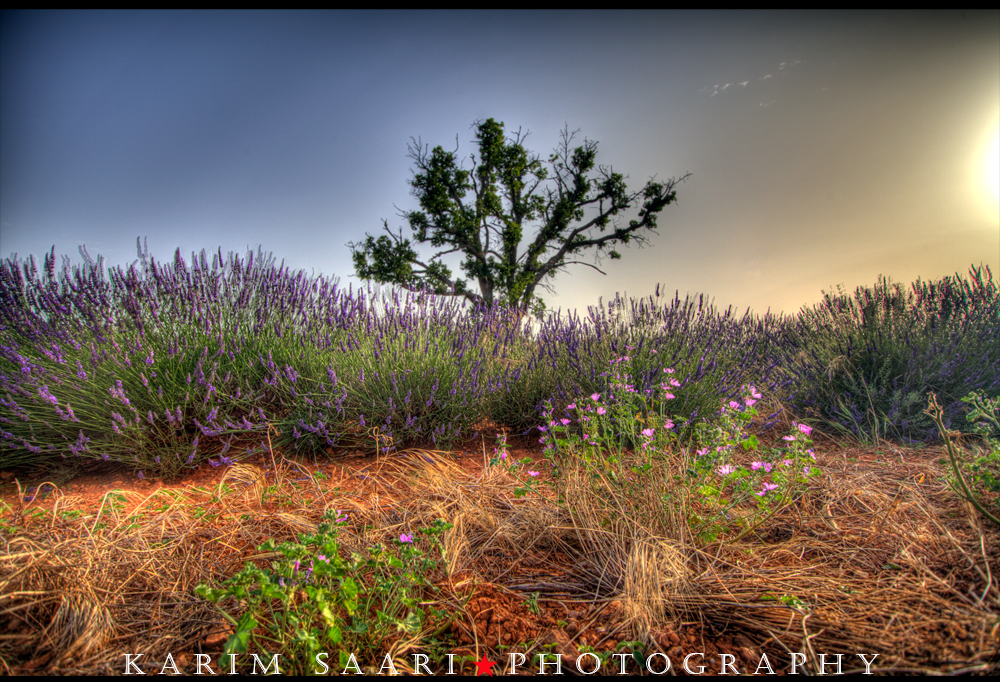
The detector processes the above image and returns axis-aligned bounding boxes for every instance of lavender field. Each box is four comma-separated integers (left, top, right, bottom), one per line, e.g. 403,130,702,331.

1,242,997,479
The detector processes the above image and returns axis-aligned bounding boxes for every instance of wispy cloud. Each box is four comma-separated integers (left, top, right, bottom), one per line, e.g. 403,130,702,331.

703,60,804,99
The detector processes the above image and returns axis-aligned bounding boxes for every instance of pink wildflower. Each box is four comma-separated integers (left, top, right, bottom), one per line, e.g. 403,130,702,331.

757,482,778,496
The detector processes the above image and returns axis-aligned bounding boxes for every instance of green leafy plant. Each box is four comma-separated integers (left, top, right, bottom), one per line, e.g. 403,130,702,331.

926,392,1000,527
684,401,819,543
489,431,544,498
538,357,819,543
539,352,683,469
195,511,451,675
960,391,1000,499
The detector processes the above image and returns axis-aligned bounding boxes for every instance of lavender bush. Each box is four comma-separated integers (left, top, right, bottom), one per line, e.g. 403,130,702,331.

0,242,525,475
3,242,990,477
493,287,795,443
778,266,999,443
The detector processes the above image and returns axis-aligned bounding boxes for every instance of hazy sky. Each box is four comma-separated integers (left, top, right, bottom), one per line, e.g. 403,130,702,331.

2,10,998,318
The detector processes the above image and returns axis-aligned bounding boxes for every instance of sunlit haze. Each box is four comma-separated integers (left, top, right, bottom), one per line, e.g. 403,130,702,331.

986,124,1000,202
2,10,998,318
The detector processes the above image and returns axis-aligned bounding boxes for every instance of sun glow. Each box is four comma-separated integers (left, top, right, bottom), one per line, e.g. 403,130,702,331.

977,122,1000,226
987,125,1000,202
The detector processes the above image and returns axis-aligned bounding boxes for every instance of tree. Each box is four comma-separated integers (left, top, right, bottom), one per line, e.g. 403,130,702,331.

349,118,689,317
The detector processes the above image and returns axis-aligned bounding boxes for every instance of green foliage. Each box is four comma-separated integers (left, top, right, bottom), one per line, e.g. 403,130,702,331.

925,392,1000,528
538,358,819,544
349,118,689,314
195,510,452,675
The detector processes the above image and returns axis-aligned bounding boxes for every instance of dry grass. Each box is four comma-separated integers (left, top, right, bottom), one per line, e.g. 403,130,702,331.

1,432,998,674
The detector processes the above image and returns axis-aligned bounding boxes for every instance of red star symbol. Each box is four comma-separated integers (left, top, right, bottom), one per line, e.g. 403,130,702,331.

473,652,497,676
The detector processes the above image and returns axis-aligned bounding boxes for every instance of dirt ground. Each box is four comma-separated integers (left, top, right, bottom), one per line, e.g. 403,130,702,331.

2,429,999,675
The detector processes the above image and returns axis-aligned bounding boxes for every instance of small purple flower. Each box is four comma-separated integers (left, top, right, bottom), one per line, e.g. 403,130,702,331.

590,393,601,402
597,407,607,415
757,482,779,496
783,435,796,441
641,428,655,438
399,533,413,544
560,418,571,426
717,464,736,476
38,386,58,406
796,423,813,436
528,470,539,477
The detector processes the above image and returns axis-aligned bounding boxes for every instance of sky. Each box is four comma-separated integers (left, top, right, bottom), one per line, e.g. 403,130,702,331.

2,10,998,319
